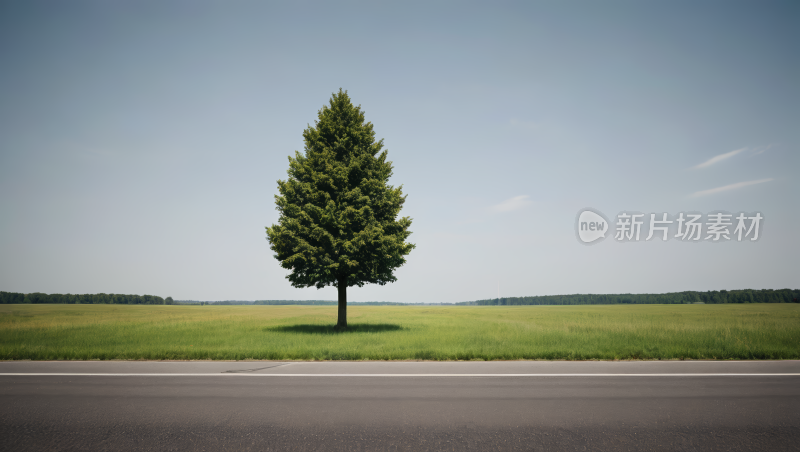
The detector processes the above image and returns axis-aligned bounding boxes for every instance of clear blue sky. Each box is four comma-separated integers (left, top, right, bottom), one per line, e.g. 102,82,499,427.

1,1,797,302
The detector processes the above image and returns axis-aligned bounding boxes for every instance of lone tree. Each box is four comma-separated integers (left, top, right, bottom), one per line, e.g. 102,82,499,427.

266,89,414,328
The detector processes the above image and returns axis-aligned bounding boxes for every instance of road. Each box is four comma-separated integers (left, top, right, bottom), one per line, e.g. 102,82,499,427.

1,361,798,451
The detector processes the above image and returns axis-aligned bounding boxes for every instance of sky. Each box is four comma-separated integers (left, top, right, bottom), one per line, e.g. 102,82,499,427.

0,1,797,303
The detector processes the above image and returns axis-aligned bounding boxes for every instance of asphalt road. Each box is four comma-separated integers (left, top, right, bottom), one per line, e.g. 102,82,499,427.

1,361,798,451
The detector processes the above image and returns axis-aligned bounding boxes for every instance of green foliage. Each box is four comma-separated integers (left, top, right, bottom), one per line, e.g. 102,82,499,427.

0,291,25,304
266,89,414,290
1,304,799,360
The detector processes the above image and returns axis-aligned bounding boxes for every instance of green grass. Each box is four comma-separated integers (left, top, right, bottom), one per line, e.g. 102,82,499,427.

1,304,798,360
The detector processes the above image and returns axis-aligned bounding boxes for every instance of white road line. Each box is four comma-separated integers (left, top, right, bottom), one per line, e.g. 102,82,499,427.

0,373,798,377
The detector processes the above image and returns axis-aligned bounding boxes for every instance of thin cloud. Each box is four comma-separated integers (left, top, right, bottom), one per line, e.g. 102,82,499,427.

691,148,746,169
492,195,532,212
689,178,773,198
752,144,775,155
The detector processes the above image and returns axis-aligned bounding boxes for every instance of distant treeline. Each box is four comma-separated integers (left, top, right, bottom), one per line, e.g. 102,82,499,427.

175,300,336,305
177,300,407,306
458,289,800,306
253,300,407,306
256,300,336,306
175,300,256,305
3,290,798,306
0,291,173,305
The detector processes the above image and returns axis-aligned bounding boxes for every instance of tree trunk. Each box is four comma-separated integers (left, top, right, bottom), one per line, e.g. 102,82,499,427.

336,277,347,328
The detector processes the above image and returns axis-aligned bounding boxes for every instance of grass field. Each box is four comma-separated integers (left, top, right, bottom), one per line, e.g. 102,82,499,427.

1,304,798,360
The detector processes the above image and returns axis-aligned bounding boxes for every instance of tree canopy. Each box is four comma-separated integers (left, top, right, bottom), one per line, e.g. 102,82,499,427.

266,89,414,326
0,291,172,305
